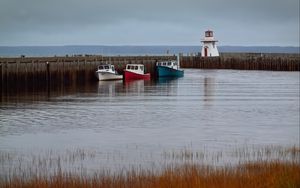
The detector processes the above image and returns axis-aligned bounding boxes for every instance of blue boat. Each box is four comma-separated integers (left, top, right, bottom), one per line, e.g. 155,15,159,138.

156,61,184,77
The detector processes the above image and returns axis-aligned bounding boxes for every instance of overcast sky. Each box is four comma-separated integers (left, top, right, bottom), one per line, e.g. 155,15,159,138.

0,0,299,46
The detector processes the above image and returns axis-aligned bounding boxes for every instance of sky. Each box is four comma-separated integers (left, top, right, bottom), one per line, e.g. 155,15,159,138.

0,0,299,46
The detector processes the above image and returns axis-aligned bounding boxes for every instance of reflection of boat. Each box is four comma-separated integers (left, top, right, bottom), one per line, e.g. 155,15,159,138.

124,64,150,80
156,60,184,77
157,76,180,84
124,79,145,95
156,76,179,95
95,64,123,81
97,80,123,96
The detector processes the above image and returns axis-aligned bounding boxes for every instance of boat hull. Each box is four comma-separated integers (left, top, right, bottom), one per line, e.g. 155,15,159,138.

157,66,184,77
124,70,150,80
95,72,123,81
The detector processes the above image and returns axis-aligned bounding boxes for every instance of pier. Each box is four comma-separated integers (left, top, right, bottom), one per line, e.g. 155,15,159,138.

180,53,299,71
0,55,176,94
0,53,299,94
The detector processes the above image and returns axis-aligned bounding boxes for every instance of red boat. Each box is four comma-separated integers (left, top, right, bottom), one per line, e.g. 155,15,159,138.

124,64,151,80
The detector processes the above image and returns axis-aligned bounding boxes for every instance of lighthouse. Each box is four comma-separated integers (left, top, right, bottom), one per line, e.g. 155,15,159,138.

201,30,219,57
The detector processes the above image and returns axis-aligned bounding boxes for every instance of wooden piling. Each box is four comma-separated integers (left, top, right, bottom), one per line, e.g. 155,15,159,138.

180,53,299,71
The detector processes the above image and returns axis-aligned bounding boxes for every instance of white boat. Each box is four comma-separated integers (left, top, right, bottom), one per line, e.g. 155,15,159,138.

95,64,123,81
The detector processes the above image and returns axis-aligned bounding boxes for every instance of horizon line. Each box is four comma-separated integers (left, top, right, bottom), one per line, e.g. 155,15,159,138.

0,45,299,48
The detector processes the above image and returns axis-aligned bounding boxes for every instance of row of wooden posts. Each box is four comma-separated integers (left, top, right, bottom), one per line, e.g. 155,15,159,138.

0,53,299,94
0,56,176,95
180,55,299,71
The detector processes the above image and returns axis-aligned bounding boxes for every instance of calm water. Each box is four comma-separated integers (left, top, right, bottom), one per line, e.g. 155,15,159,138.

0,69,299,173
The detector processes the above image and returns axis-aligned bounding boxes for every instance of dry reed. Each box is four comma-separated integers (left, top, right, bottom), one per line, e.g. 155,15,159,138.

1,161,299,188
0,146,299,188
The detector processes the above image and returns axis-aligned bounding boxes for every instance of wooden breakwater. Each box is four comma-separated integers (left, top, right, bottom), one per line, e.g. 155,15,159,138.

0,55,176,94
180,53,299,71
1,53,299,95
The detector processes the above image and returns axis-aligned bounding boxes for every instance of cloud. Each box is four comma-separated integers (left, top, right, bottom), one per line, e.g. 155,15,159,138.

0,0,299,45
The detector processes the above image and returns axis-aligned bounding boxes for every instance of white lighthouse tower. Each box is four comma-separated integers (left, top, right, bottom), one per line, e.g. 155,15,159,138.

201,30,219,57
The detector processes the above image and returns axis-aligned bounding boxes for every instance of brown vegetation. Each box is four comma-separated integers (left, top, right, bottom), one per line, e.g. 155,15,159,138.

1,161,299,188
1,146,299,188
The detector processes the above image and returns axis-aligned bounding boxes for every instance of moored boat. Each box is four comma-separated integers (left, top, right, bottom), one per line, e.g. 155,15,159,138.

95,64,123,81
156,60,184,77
124,64,150,80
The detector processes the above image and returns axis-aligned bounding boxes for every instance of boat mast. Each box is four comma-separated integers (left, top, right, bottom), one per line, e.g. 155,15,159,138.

177,54,180,69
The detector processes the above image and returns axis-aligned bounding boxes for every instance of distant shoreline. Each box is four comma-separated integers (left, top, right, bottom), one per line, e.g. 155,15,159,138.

0,46,299,57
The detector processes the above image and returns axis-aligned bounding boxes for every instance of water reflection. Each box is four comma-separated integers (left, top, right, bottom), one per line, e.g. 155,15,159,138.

123,80,147,95
157,77,180,84
0,75,185,104
0,80,99,103
97,80,123,97
203,77,215,105
156,77,180,96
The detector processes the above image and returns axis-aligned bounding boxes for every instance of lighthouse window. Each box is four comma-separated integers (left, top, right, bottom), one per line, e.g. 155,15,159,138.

205,31,213,37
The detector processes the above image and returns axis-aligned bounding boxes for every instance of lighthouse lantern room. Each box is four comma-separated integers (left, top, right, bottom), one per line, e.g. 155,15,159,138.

201,30,219,57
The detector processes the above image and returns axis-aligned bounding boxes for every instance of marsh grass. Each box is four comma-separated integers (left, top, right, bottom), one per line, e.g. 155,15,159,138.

0,146,299,188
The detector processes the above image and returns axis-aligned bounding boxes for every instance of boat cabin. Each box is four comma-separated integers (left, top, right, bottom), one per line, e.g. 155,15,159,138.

125,64,145,74
157,61,179,70
97,64,116,74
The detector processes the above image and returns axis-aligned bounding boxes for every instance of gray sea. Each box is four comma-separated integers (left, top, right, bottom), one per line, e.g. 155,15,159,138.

0,45,299,57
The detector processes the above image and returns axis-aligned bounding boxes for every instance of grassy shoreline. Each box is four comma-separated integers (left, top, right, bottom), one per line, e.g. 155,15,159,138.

1,161,299,188
1,146,299,188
